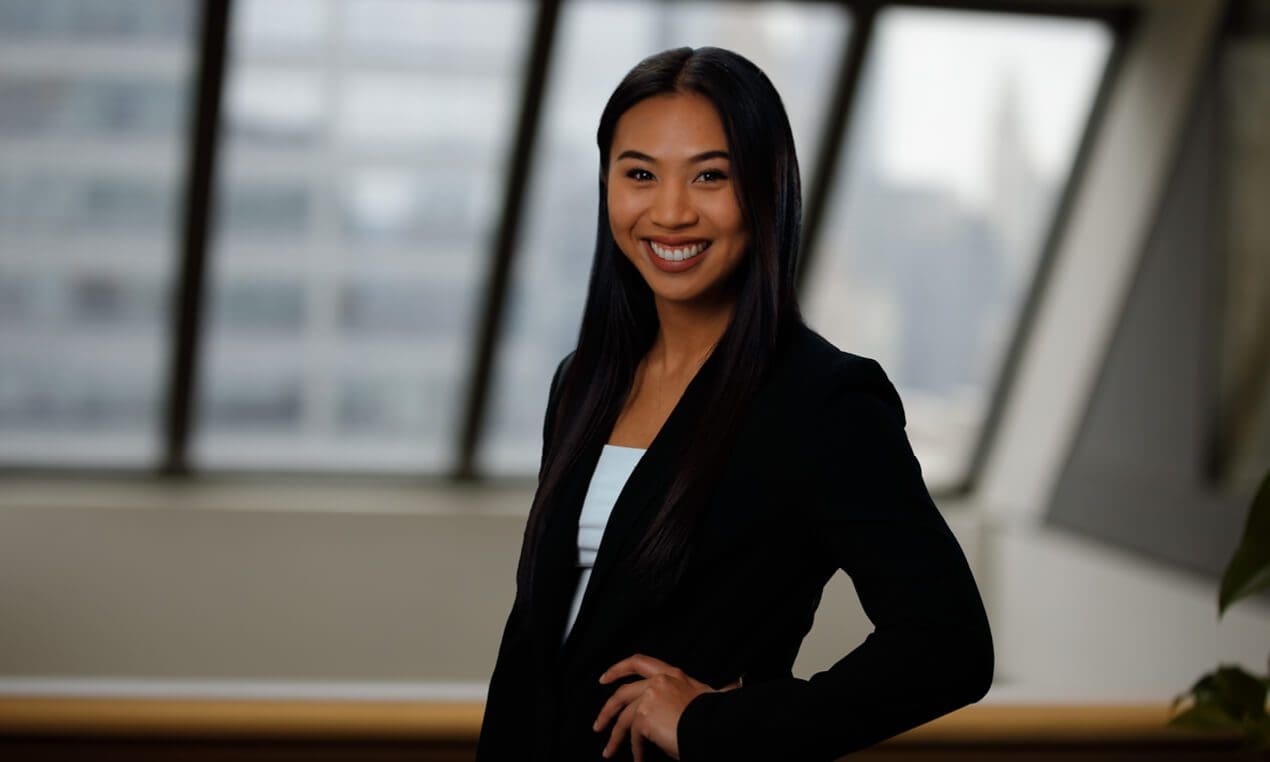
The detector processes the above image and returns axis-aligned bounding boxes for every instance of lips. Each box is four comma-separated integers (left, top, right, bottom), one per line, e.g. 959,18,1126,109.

643,238,712,273
647,239,710,262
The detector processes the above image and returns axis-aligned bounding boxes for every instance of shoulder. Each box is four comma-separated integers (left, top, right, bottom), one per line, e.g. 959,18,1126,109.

775,321,906,428
551,350,576,389
546,349,577,405
539,350,579,453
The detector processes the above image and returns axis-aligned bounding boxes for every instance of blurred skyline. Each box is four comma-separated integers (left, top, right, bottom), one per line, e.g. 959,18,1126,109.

0,0,1112,489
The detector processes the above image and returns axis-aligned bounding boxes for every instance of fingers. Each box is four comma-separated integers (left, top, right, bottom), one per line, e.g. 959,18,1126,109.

593,679,646,733
632,720,646,762
596,655,726,760
600,653,682,684
603,701,638,759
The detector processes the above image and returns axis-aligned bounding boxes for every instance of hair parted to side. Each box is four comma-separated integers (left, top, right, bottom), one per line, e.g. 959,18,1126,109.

516,46,805,616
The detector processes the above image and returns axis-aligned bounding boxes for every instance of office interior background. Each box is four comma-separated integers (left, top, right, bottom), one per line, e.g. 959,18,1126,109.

0,0,1267,757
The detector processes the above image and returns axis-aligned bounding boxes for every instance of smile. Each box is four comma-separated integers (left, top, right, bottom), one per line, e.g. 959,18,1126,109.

647,239,711,262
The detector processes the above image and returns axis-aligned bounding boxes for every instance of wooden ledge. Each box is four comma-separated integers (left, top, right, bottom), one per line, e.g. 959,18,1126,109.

0,699,1241,745
0,698,484,740
894,704,1237,745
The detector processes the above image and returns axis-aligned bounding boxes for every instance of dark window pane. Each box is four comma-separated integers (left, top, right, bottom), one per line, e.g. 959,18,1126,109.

194,0,530,472
803,8,1112,489
0,0,197,466
0,0,193,42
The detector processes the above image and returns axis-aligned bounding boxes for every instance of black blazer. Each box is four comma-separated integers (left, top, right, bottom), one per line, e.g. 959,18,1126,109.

477,320,993,761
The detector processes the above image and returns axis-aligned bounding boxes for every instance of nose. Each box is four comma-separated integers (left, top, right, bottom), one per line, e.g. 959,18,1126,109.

649,182,698,229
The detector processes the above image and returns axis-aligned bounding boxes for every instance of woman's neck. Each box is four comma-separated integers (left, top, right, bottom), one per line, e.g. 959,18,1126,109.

649,293,734,377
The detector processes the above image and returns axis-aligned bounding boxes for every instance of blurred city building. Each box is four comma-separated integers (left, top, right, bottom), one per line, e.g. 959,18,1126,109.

0,0,1113,492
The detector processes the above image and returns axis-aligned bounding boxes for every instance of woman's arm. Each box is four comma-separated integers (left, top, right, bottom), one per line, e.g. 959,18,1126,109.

475,596,532,760
675,359,994,761
475,352,575,760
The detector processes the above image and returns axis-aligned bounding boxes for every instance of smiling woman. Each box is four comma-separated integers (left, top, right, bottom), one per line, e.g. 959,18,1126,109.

607,94,750,292
477,47,992,762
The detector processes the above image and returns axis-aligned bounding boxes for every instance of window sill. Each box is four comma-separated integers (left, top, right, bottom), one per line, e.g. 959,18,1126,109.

0,474,538,516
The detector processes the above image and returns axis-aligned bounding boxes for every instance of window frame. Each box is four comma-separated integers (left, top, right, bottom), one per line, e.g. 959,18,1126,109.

0,0,1135,498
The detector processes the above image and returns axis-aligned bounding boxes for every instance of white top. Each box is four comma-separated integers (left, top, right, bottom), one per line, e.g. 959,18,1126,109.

562,444,646,643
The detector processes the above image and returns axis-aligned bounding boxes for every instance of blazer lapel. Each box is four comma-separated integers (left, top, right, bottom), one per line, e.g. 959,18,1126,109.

527,434,601,670
536,344,727,674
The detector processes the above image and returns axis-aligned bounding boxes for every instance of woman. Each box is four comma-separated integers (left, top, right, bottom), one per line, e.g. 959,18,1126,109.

477,46,993,761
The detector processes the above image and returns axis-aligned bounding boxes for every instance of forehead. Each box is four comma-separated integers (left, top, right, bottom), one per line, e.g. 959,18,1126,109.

610,92,728,159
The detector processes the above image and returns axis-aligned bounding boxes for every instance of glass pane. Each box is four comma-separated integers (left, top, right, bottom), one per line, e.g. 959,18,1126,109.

194,0,530,472
480,0,851,474
1219,39,1270,494
803,8,1113,489
0,0,198,466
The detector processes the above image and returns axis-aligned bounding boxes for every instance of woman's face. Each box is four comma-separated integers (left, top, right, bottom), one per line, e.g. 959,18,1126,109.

606,92,749,307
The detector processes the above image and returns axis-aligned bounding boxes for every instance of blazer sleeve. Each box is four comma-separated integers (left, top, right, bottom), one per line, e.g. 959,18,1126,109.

676,358,994,761
476,351,574,761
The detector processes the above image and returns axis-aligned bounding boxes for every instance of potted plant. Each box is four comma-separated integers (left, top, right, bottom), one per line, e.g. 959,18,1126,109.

1168,469,1270,748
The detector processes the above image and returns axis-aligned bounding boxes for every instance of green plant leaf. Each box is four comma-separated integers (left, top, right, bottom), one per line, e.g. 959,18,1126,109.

1212,665,1270,721
1219,469,1270,616
1171,665,1268,725
1167,701,1240,729
1189,671,1220,700
1247,714,1270,750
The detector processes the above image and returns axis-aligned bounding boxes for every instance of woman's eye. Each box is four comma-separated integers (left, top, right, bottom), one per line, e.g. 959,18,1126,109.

626,168,654,182
696,169,728,183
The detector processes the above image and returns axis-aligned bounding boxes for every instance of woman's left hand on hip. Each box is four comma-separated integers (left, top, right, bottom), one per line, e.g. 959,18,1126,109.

594,653,740,760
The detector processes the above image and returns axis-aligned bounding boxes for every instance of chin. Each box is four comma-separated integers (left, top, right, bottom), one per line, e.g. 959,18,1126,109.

650,283,719,306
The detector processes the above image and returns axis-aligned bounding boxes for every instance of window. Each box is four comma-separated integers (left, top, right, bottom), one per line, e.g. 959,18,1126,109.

193,0,531,472
1218,31,1270,494
802,7,1112,489
0,0,1122,487
0,0,198,465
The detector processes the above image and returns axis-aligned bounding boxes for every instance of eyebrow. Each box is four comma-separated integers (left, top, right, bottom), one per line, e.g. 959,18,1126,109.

615,149,730,163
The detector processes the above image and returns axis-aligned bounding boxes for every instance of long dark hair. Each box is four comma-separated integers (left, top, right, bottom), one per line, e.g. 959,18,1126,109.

516,46,804,608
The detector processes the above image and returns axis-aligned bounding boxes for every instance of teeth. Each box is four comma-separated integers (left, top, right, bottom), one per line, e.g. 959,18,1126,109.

648,240,708,262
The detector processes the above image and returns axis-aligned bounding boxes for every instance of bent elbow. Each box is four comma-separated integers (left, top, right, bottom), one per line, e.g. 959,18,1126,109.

968,645,994,704
957,621,995,705
928,619,993,709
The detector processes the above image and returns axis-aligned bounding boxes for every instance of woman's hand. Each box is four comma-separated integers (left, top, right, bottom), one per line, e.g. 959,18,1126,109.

593,653,741,760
